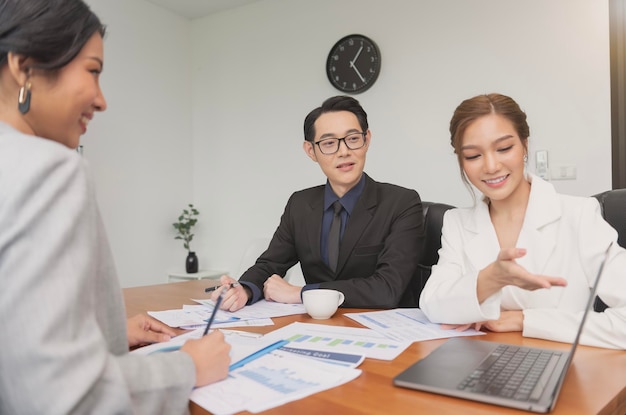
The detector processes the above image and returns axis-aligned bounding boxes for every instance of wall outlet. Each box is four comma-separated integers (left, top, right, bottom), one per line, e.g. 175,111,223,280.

550,165,577,180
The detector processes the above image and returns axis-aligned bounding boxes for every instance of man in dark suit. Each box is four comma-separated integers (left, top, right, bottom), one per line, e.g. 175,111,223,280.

212,96,425,310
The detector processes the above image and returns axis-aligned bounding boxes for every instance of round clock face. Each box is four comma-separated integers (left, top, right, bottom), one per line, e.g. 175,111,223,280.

326,34,381,94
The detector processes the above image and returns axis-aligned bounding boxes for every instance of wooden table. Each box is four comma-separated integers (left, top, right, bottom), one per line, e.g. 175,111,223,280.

124,280,626,415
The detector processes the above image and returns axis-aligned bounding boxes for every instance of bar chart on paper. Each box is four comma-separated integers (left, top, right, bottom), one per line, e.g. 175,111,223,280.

238,365,320,394
190,350,361,415
287,333,398,349
264,322,411,360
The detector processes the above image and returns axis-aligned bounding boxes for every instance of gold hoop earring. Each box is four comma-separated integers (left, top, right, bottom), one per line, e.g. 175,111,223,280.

18,82,32,114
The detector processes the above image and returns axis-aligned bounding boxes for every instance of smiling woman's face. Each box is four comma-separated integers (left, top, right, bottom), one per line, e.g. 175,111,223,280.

460,113,528,204
24,32,107,148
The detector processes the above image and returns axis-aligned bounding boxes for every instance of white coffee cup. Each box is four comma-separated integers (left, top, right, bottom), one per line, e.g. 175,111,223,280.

302,289,345,319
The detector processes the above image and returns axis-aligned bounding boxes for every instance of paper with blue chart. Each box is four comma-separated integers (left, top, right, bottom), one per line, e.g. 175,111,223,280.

193,298,306,319
190,349,361,415
261,322,411,361
134,325,365,414
130,328,280,364
147,299,306,329
344,308,485,342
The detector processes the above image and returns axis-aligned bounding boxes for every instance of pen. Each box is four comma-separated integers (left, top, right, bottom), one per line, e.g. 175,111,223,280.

205,281,241,293
203,289,224,336
229,339,290,371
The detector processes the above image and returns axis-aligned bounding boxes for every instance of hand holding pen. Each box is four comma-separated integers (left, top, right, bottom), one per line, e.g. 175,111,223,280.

207,275,250,313
180,287,231,386
203,288,225,335
205,281,241,293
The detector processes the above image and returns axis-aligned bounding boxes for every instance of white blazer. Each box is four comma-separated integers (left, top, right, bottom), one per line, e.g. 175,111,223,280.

420,175,626,349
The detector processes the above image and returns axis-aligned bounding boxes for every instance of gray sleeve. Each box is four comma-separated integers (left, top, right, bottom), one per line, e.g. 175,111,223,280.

0,138,195,414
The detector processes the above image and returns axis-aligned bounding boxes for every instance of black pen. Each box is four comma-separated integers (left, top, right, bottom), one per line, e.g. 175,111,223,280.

205,281,241,293
203,289,224,336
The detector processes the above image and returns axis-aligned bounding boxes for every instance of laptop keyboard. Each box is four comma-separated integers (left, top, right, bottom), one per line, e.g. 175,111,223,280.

457,345,562,402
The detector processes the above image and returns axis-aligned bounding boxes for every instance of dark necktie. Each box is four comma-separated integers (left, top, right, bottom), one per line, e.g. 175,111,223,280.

327,201,343,272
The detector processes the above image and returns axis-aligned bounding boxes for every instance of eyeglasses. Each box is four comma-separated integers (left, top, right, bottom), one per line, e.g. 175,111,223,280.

313,132,367,155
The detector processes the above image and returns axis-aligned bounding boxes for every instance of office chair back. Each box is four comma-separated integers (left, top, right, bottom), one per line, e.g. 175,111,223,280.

593,189,626,248
592,189,626,312
415,201,455,291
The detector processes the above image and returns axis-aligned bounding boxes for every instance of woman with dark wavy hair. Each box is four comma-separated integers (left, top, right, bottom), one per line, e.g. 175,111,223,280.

0,1,230,413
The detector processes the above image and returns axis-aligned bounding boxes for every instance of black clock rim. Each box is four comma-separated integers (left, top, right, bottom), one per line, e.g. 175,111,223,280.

326,34,381,94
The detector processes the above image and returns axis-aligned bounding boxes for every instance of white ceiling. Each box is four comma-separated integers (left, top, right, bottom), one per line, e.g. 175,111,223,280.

143,0,263,19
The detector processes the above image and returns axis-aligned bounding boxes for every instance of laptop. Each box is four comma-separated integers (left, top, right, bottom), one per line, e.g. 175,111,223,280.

393,245,611,413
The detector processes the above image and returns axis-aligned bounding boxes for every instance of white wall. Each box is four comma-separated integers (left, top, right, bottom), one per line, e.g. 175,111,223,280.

85,0,193,287
82,0,611,287
191,0,611,280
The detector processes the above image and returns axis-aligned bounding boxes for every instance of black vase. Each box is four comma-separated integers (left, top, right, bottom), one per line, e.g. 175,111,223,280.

185,251,198,273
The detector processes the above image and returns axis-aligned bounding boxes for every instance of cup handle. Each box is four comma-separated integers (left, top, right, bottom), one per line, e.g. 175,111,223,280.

337,291,345,306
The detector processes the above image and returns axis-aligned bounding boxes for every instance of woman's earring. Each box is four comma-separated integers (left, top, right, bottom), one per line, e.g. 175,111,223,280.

523,154,528,163
18,82,32,114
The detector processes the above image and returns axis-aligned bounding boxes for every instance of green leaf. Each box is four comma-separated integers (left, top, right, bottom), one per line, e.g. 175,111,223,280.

174,204,201,248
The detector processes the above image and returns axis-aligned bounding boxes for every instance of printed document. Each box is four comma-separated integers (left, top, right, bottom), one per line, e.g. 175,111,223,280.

148,298,306,329
344,308,484,343
262,322,411,360
190,349,361,414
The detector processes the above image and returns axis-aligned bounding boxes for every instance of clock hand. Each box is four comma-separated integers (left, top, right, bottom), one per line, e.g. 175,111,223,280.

349,45,366,82
350,46,363,66
351,63,366,83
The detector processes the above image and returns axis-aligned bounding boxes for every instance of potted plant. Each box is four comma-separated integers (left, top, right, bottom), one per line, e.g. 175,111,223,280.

173,203,200,273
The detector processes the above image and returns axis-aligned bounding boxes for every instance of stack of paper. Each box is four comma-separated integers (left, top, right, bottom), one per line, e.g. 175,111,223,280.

191,348,362,414
344,308,484,342
133,325,364,414
147,299,306,329
136,305,488,413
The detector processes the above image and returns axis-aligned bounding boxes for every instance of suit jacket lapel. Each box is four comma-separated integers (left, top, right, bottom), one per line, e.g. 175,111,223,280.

464,175,561,273
304,188,325,262
518,175,561,272
465,200,500,271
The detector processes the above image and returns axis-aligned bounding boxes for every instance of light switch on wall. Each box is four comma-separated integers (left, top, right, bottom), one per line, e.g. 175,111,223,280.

535,150,548,179
550,165,577,180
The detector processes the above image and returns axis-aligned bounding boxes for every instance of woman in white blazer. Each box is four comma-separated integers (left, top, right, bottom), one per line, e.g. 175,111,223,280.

0,1,230,414
419,93,626,350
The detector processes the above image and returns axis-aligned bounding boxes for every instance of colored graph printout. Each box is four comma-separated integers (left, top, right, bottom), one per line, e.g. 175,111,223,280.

191,350,361,415
263,322,411,360
344,308,484,343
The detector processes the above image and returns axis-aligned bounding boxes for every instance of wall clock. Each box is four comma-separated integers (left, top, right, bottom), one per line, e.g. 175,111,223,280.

326,34,381,94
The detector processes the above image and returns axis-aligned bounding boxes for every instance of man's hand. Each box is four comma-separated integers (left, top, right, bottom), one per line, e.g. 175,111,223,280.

263,274,302,304
210,274,249,312
126,313,177,348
